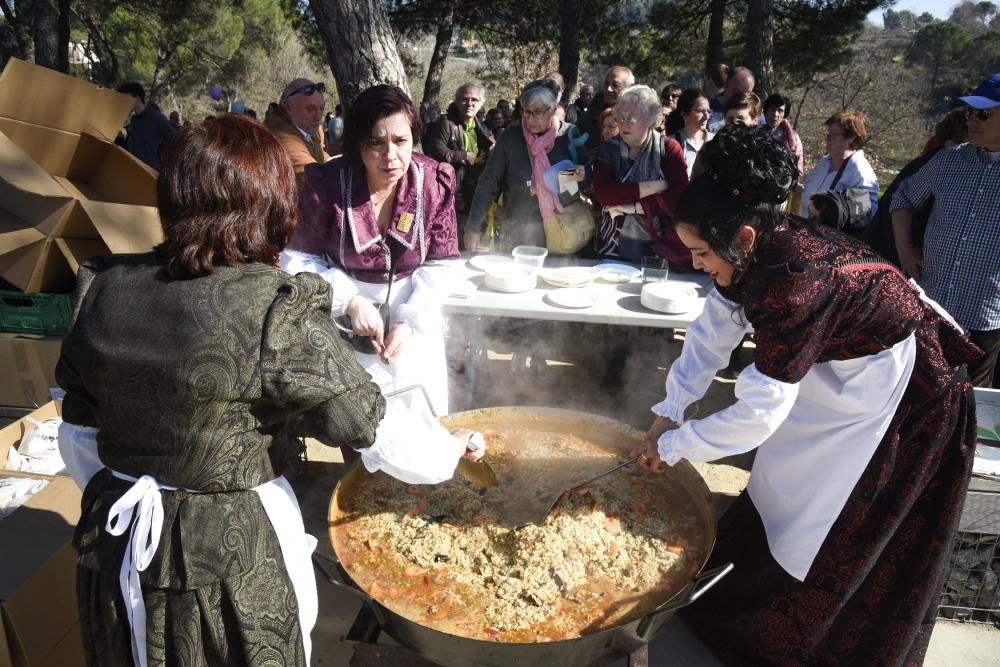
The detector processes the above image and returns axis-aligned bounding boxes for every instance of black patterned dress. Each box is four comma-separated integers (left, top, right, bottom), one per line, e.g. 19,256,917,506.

56,254,386,667
669,219,980,665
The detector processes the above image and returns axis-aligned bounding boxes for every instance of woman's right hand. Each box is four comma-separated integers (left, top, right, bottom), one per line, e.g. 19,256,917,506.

638,180,668,199
451,428,487,462
345,296,385,349
464,231,482,251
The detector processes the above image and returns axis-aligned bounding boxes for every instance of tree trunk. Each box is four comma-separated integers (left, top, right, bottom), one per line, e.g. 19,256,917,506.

745,0,773,96
76,5,119,85
308,0,410,110
420,1,455,115
32,0,60,70
0,21,19,68
558,0,579,106
56,0,69,72
704,0,726,79
6,0,32,61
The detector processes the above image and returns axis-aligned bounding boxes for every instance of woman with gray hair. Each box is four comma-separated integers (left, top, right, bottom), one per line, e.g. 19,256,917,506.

466,79,585,251
592,84,690,267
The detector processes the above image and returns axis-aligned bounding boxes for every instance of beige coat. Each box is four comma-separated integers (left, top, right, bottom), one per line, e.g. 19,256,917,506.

265,111,330,188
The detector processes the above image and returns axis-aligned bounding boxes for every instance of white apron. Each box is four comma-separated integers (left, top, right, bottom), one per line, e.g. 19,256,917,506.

57,424,318,667
350,273,449,415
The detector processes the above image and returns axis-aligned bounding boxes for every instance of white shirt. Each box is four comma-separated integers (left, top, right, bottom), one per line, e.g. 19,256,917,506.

674,130,714,179
799,150,880,226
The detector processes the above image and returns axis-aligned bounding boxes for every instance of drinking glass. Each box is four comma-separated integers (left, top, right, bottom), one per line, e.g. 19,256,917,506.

641,257,669,283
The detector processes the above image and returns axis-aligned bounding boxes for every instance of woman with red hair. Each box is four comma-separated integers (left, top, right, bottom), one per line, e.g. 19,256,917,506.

56,114,475,667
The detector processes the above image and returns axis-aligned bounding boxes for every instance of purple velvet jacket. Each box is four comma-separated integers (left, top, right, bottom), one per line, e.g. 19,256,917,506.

290,152,460,283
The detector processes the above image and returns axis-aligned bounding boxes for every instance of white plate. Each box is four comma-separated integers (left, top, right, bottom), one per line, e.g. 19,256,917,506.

594,264,641,283
539,267,594,288
468,254,514,272
640,283,698,313
545,287,596,309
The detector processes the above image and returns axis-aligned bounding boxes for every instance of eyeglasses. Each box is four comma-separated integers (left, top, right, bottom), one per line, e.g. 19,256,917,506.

614,114,643,125
284,82,326,100
523,107,552,120
823,132,846,139
460,96,481,104
965,107,996,121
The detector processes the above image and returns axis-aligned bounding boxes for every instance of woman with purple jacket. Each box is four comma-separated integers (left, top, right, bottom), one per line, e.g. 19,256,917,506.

282,85,460,416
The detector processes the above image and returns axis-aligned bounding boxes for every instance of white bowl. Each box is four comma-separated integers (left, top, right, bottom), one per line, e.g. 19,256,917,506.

539,266,594,288
640,283,698,313
484,263,536,293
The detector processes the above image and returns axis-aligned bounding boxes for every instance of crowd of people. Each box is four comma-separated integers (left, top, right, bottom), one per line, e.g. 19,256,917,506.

63,61,999,667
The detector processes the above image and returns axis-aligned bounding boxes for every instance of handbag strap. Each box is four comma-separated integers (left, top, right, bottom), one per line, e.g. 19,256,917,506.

829,153,853,190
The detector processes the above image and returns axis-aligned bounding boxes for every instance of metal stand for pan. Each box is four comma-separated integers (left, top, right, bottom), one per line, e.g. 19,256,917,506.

343,603,651,667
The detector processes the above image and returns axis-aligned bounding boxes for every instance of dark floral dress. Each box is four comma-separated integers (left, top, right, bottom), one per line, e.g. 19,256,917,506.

56,254,386,666
683,218,980,666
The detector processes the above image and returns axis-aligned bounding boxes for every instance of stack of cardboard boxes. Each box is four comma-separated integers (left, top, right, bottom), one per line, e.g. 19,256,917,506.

0,58,162,408
0,401,83,666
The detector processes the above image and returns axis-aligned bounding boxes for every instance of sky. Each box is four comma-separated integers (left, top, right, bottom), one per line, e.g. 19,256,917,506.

866,0,953,25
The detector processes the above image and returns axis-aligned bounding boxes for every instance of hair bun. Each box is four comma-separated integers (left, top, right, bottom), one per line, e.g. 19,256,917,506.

701,125,797,206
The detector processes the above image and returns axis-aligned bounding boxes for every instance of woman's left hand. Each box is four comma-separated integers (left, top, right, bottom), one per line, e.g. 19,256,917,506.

629,415,679,473
572,165,586,182
380,322,413,363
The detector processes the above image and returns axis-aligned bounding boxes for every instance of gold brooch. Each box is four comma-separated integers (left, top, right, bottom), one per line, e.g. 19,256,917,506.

397,211,414,233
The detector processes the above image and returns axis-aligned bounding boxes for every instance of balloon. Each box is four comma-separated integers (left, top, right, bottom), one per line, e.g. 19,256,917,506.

209,85,222,101
232,99,245,113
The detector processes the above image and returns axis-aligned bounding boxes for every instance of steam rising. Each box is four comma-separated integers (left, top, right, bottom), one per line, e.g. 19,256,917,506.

445,316,740,432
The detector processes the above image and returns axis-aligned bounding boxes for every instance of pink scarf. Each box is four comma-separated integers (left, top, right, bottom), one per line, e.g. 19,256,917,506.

522,122,563,223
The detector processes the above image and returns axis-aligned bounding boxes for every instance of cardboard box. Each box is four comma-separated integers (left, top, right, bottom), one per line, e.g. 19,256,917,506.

0,334,61,408
0,402,62,473
0,472,83,666
0,58,162,293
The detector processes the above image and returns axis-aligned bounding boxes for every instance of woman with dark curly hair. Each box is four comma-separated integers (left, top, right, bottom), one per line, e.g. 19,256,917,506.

56,114,477,667
632,124,979,665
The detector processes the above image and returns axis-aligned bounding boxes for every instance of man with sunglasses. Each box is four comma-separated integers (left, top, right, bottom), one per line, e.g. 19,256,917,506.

265,78,330,188
891,72,1000,387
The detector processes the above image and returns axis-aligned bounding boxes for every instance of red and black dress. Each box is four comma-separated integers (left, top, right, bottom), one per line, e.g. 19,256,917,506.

650,217,979,665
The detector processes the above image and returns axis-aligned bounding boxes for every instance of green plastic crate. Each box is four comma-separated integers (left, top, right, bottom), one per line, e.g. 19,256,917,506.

0,290,71,335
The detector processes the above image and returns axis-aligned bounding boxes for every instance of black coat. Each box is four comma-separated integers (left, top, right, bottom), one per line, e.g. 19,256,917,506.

423,105,495,214
860,152,935,265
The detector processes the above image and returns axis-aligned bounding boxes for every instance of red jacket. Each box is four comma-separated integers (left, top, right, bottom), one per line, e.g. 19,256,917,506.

592,135,692,270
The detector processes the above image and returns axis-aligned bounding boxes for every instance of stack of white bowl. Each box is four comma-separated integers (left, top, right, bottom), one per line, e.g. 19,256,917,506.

640,283,698,313
484,263,537,293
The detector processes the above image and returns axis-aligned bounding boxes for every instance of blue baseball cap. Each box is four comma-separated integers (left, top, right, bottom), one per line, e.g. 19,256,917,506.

958,72,1000,109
